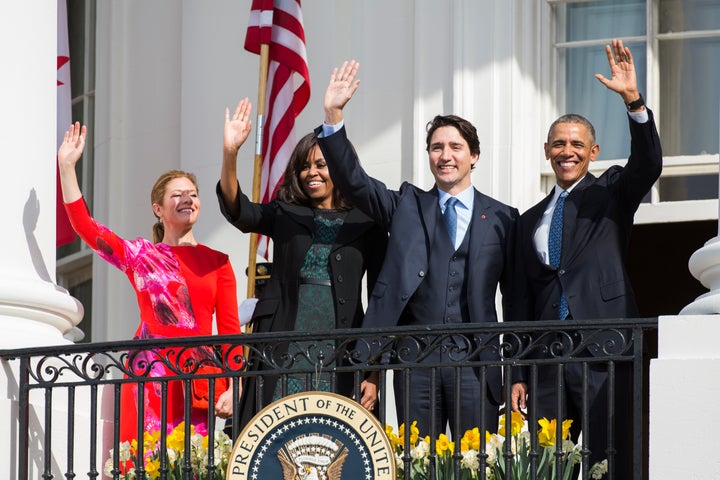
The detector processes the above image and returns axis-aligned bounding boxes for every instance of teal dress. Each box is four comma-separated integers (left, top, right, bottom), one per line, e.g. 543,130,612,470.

273,209,347,399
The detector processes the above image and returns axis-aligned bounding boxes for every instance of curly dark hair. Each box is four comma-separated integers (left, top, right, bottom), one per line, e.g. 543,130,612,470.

275,132,351,210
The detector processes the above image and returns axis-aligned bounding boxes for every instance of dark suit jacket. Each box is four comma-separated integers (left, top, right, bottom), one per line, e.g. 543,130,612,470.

316,125,519,402
511,110,662,359
216,182,387,422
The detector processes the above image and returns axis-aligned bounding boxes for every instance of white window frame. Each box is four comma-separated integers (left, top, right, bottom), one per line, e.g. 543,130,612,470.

544,0,720,225
56,0,96,341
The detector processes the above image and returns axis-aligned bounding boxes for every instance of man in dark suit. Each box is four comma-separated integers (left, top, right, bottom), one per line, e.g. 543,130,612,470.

315,61,518,438
510,40,663,478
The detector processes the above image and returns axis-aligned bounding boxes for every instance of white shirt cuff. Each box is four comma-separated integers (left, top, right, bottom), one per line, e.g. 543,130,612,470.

320,120,344,138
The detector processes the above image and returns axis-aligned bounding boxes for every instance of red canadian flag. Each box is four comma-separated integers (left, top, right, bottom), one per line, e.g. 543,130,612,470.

245,0,310,258
56,0,75,246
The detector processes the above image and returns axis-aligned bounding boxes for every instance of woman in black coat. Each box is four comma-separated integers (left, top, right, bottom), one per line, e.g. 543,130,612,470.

217,98,386,428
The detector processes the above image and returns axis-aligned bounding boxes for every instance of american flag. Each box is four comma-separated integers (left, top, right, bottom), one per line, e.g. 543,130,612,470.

245,0,310,258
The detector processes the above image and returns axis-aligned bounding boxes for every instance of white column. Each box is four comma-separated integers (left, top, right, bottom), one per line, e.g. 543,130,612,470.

649,105,720,479
649,316,720,479
0,1,83,348
0,5,86,478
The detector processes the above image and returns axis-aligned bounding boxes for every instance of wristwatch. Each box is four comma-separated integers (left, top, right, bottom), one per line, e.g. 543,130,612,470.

625,94,645,111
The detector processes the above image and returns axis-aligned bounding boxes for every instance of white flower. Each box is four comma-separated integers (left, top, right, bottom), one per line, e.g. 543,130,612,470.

485,443,498,465
590,459,608,479
118,441,133,462
410,438,430,461
103,458,114,478
485,465,496,480
460,449,480,471
567,441,583,465
485,434,503,465
166,448,178,465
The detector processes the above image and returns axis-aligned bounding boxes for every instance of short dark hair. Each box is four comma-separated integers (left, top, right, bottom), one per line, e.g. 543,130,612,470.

276,132,351,210
547,114,596,144
425,114,481,157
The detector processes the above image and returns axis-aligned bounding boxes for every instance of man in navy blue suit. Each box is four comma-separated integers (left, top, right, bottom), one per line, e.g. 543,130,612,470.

316,61,518,438
510,39,663,478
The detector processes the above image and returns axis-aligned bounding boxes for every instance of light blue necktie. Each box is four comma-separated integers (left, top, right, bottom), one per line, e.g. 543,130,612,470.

443,197,459,245
548,190,569,320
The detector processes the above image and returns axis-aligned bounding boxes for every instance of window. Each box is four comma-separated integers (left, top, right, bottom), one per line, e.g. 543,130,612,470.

550,0,720,207
56,0,96,342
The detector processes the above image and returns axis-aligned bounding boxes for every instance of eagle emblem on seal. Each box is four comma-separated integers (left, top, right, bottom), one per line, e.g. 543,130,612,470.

277,434,348,480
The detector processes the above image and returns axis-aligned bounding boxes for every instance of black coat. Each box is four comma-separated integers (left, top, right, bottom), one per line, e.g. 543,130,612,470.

216,182,386,425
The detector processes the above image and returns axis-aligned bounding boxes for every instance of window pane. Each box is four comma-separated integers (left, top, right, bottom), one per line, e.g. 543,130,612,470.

660,0,720,32
67,0,86,98
659,38,720,156
563,43,647,160
659,174,719,201
560,0,645,43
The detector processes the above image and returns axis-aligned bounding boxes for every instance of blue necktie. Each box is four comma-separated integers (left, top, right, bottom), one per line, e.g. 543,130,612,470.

548,190,569,320
443,197,459,245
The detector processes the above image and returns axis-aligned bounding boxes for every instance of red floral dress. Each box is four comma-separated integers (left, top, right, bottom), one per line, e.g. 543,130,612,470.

65,198,240,440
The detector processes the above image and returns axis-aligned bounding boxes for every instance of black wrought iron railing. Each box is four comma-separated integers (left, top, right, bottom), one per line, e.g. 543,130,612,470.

0,318,657,480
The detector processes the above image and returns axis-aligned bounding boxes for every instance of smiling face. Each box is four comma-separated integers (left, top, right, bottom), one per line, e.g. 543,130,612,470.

545,122,599,189
153,176,200,229
427,125,478,195
299,146,335,209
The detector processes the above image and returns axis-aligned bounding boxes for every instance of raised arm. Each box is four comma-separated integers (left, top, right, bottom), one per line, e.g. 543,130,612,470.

323,60,361,125
594,39,644,111
220,98,253,217
57,122,87,203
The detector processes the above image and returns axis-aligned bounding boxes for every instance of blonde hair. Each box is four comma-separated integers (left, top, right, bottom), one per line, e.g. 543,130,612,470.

150,169,199,243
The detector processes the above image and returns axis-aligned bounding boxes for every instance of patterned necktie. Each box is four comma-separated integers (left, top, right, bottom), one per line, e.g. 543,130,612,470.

443,197,459,245
548,190,569,319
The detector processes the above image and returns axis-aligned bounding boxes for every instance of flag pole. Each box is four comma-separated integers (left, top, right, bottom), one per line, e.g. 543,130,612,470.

247,43,270,306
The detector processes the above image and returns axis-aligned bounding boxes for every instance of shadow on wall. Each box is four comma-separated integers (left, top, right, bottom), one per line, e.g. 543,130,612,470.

24,189,52,283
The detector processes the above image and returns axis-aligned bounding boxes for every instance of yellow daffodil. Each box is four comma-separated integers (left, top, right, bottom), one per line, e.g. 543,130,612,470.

143,429,160,451
397,421,419,446
498,410,525,438
165,422,196,452
436,433,454,455
537,417,573,447
144,457,160,479
460,427,481,452
385,425,402,450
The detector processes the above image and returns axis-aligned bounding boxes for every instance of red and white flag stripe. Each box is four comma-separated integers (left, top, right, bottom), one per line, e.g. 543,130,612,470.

246,0,310,258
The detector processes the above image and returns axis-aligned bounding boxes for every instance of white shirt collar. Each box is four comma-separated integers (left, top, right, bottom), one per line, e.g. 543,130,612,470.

438,185,474,210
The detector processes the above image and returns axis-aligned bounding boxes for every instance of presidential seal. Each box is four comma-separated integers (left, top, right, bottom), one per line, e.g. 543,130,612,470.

227,391,395,480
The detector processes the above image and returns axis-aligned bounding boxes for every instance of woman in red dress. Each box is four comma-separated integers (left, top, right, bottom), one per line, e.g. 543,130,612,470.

57,122,241,442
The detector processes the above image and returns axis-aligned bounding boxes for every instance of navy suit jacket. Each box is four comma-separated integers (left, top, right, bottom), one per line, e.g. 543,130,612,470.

316,125,518,403
512,110,662,326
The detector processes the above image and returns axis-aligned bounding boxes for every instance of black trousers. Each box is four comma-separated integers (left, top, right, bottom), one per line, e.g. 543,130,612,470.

533,361,632,479
393,347,499,439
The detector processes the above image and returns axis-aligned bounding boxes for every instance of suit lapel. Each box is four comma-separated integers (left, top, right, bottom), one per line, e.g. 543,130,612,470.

561,173,595,265
468,189,492,253
419,187,440,248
